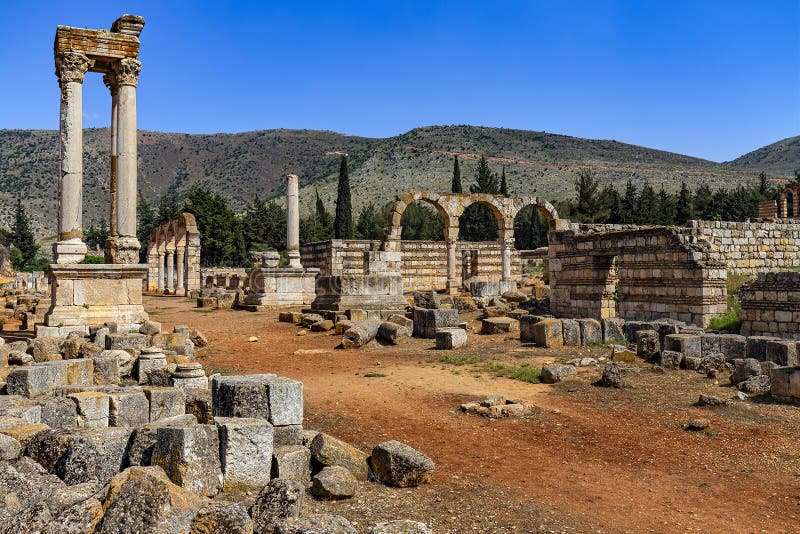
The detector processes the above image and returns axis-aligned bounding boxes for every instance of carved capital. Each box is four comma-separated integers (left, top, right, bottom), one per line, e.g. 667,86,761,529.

113,58,142,87
55,52,89,85
102,72,119,95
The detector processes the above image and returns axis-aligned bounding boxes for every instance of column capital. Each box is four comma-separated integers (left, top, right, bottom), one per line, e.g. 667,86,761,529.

113,58,142,87
55,52,89,85
103,72,119,95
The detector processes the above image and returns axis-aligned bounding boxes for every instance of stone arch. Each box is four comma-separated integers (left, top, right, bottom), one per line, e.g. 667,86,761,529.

383,190,453,248
506,196,559,223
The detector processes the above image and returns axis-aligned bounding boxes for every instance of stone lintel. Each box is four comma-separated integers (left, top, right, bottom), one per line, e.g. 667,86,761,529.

54,26,140,72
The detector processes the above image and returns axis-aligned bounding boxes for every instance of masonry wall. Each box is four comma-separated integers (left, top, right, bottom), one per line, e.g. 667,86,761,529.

300,239,521,292
689,220,800,273
740,272,800,340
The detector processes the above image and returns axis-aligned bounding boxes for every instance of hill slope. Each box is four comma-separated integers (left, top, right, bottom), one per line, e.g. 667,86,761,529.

726,135,800,176
0,125,792,236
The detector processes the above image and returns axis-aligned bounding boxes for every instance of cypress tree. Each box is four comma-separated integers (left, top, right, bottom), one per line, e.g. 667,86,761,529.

621,179,638,223
656,186,677,225
333,155,353,239
11,198,38,269
636,183,657,224
500,167,509,196
675,182,695,224
451,156,463,194
315,188,332,229
574,169,600,222
460,156,500,241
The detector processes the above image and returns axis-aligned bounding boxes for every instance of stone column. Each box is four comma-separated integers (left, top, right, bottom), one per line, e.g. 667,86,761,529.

445,226,459,294
176,249,185,295
793,190,799,219
103,72,120,262
157,252,165,293
53,52,89,264
165,250,175,294
779,193,787,217
112,58,142,264
286,174,302,268
498,226,513,282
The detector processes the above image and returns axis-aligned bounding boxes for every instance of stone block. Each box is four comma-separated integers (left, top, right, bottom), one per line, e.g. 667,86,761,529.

636,330,660,361
369,440,434,488
435,328,467,349
747,336,776,361
251,479,305,534
578,319,602,345
277,515,357,534
39,396,79,428
387,314,413,331
190,501,254,534
309,432,370,481
480,317,519,335
108,389,149,427
91,354,121,385
105,332,148,351
67,391,110,428
215,416,274,491
6,363,69,397
170,363,208,390
664,334,702,359
143,386,187,422
766,340,798,366
602,318,626,343
30,336,66,362
279,311,303,324
212,373,276,419
137,348,168,385
272,445,312,483
99,349,135,377
185,387,213,424
139,320,162,336
561,319,581,346
311,465,357,500
310,319,334,332
540,363,577,384
0,395,41,423
769,366,800,404
378,321,411,344
412,308,459,338
151,424,223,497
533,318,563,348
267,377,304,426
660,350,683,369
611,345,636,362
126,414,198,467
273,424,304,446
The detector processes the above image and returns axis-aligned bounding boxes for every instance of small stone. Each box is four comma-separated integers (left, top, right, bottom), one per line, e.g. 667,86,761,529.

369,521,433,534
250,478,305,534
276,515,357,534
369,440,434,488
697,394,729,407
311,465,357,500
480,394,506,407
540,364,577,384
686,418,710,431
435,327,467,349
600,363,625,388
309,432,369,481
737,374,770,395
189,501,253,534
248,336,259,342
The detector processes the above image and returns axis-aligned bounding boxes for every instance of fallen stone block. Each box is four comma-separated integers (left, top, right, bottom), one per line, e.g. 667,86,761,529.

0,433,22,461
276,515,357,534
90,353,121,385
480,317,519,335
212,374,276,419
738,374,770,395
533,318,563,348
334,319,353,335
106,332,148,351
341,318,382,349
30,336,66,363
310,319,334,332
151,424,223,497
139,320,162,337
278,311,302,324
378,321,411,344
273,424,303,446
143,386,187,422
636,330,660,361
300,313,324,327
746,336,775,361
660,350,683,369
387,314,413,332
108,389,149,427
99,349,136,378
540,363,577,384
184,388,213,424
310,432,369,481
250,478,305,534
770,366,800,404
412,308,458,338
664,334,702,359
68,391,110,428
170,363,208,390
701,333,746,360
137,347,168,385
6,364,69,397
266,377,304,426
560,318,580,346
189,501,253,534
766,340,799,367
602,318,626,343
215,416,274,491
370,440,435,488
39,396,79,429
272,445,312,483
311,465,357,500
730,358,762,385
578,319,602,345
126,414,198,467
0,395,41,423
611,345,636,363
435,327,467,349
600,363,625,388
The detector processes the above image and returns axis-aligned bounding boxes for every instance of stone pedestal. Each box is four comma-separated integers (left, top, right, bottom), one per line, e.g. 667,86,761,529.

239,267,319,311
311,273,408,312
41,264,148,332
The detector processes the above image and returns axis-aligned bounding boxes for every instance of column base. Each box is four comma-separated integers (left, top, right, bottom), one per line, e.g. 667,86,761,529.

287,250,302,269
110,235,141,265
53,239,87,265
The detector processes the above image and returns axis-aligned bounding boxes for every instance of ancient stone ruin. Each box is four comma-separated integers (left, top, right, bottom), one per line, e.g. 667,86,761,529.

146,213,201,295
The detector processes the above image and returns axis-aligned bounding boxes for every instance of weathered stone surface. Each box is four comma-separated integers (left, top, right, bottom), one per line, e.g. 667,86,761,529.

660,350,683,369
108,389,149,427
151,424,223,497
279,311,302,324
39,396,78,429
387,314,413,331
540,364,577,384
602,318,625,343
30,337,65,363
99,349,135,377
311,465,357,500
68,391,110,428
310,319,334,332
698,352,727,375
701,333,746,360
8,350,33,365
413,291,441,309
126,414,198,467
215,416,273,491
730,358,762,385
611,345,636,362
480,317,519,335
560,318,580,346
770,366,800,404
0,395,41,423
532,318,563,348
746,336,775,361
0,457,66,523
139,320,162,336
0,433,22,461
266,377,304,426
766,340,799,366
369,521,433,534
251,478,305,534
369,440,434,488
276,514,357,534
212,374,276,419
144,386,187,421
341,318,382,349
185,387,213,424
412,308,458,338
685,418,710,431
6,364,68,397
90,353,121,385
698,394,729,407
578,318,602,345
378,321,411,344
137,348,168,385
600,363,625,388
738,374,771,395
97,466,203,534
273,424,303,446
435,327,467,349
272,445,312,483
190,501,254,534
309,432,370,481
636,330,660,361
664,334,702,359
105,332,148,351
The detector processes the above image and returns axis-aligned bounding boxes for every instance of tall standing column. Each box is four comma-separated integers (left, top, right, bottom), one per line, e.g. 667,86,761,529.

157,252,165,292
165,250,175,294
286,174,302,268
53,52,89,264
176,250,185,295
498,226,513,282
103,72,120,262
445,225,459,294
112,58,142,264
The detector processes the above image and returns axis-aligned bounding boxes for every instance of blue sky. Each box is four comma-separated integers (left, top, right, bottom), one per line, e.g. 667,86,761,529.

0,0,797,162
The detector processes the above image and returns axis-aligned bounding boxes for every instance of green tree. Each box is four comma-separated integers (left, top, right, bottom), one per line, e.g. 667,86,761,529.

11,198,38,270
137,195,158,262
333,155,353,239
242,196,286,252
451,156,463,194
460,156,500,241
157,189,182,224
401,203,444,240
315,188,332,230
355,202,387,240
84,221,109,251
573,169,601,222
184,188,246,266
636,182,657,224
757,171,770,197
621,179,638,223
500,167,509,196
675,182,695,224
693,184,714,220
656,187,676,225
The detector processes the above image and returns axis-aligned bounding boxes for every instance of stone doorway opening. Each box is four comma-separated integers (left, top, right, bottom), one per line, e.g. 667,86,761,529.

594,255,620,319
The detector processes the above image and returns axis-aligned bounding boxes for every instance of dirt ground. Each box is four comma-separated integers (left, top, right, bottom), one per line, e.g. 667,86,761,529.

145,296,800,533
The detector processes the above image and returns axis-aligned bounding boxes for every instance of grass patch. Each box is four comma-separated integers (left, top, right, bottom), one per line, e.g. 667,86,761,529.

440,355,484,366
480,362,541,383
363,372,386,378
708,271,753,333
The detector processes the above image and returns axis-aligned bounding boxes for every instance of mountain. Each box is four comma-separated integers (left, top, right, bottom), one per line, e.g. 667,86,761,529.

0,125,793,236
726,135,800,176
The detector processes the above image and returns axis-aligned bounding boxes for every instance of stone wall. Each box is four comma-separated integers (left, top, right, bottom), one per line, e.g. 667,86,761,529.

740,272,800,339
300,239,522,292
201,268,249,290
548,223,727,327
689,220,800,273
